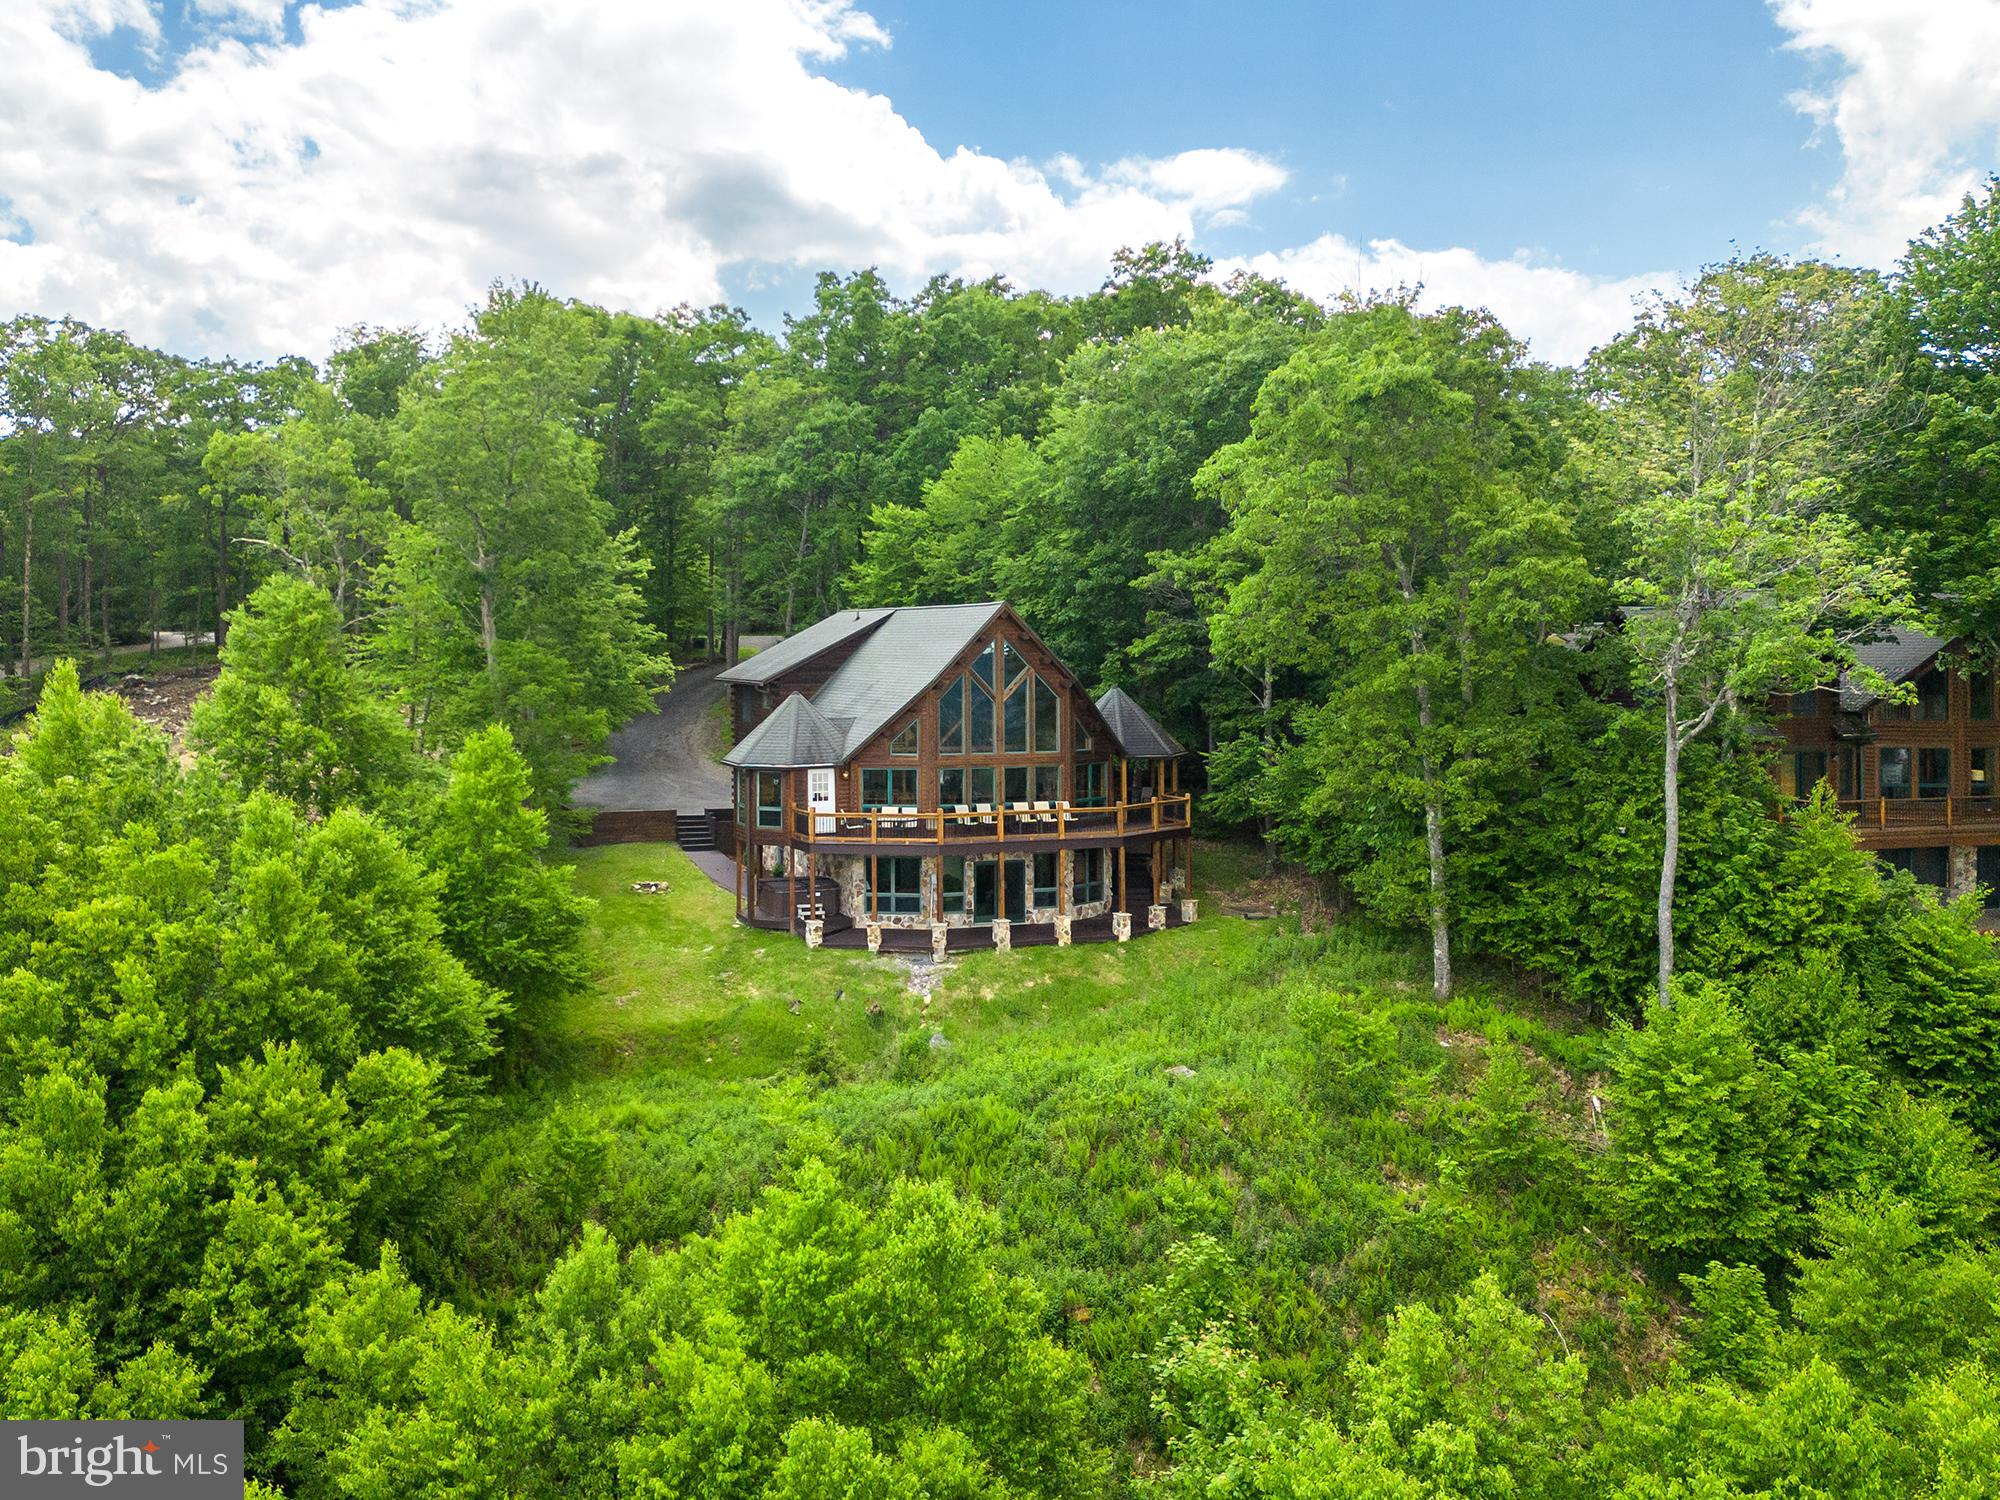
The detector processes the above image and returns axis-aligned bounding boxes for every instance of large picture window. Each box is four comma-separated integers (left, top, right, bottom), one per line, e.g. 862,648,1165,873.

1033,675,1058,752
1004,766,1029,805
865,856,924,916
939,677,965,752
1034,765,1061,802
1075,761,1107,807
969,677,995,754
1003,678,1029,753
890,718,919,756
939,768,965,806
969,767,996,805
861,768,918,808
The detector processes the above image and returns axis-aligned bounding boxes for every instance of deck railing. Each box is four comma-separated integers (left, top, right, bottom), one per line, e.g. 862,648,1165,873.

1834,795,2000,831
779,794,1193,846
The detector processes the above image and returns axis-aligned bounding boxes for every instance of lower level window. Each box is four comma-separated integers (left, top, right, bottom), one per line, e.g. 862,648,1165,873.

1881,846,1949,889
865,856,925,916
1076,848,1106,904
941,856,965,907
1033,852,1059,908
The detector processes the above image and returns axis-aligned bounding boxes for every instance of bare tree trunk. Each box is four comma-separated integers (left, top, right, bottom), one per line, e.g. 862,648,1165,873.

1414,677,1452,1000
214,487,231,647
1657,676,1680,1010
1258,666,1278,874
477,565,501,710
18,500,31,677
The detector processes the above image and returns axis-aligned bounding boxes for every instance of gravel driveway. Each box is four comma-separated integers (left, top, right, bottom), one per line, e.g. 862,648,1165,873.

573,638,777,813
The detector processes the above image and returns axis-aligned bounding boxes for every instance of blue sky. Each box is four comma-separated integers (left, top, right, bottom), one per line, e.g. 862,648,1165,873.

829,1,1839,279
5,0,1997,362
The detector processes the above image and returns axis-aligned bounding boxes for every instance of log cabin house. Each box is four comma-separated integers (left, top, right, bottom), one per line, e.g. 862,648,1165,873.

719,602,1193,948
1772,626,2000,911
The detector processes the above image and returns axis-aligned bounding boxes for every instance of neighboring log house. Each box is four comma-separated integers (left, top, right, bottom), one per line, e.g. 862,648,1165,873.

719,602,1193,948
1772,625,1999,909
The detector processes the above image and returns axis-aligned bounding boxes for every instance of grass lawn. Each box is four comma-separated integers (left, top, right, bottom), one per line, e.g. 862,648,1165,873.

431,834,1654,1435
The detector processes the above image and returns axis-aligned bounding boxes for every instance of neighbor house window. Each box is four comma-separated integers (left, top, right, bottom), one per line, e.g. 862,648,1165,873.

755,771,784,829
861,768,917,809
1034,765,1061,802
1918,669,1950,721
1780,750,1828,799
1789,689,1821,715
1838,747,1860,800
1973,669,1996,721
1076,848,1106,903
1033,852,1059,908
890,718,919,756
1879,746,1913,799
865,856,924,915
1973,747,1994,799
1918,747,1952,799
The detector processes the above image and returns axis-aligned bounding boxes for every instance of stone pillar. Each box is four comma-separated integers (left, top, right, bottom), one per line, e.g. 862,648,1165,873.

1112,911,1132,943
1180,898,1199,925
992,918,1012,951
1147,903,1167,932
866,923,883,954
1055,913,1073,947
804,919,824,950
1950,846,1979,903
931,923,949,962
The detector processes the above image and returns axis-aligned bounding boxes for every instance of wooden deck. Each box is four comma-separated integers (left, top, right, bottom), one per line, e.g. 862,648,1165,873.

776,794,1191,851
813,908,1190,951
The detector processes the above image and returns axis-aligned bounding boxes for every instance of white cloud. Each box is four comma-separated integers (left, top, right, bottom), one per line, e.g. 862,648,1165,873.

0,0,1288,360
1772,0,2000,265
1217,234,1673,365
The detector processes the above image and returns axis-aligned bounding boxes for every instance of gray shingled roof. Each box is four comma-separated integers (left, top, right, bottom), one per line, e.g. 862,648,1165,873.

723,692,848,769
722,602,1007,768
1839,626,1953,711
1096,685,1184,759
715,608,896,686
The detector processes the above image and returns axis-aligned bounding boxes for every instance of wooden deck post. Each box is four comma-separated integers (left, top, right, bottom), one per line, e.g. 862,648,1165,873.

998,856,1008,922
1117,845,1128,914
1152,839,1161,905
807,850,817,924
787,847,796,934
870,854,879,922
1059,848,1070,918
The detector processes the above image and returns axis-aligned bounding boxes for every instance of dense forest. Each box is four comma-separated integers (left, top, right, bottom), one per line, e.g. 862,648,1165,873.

3,175,2000,1495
